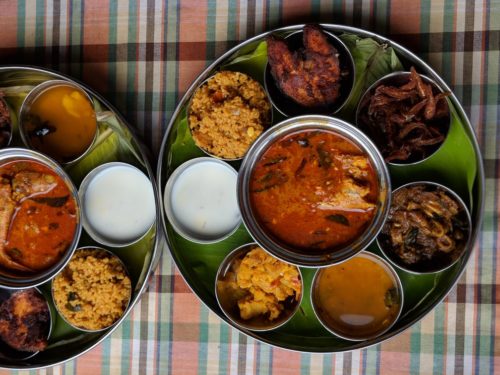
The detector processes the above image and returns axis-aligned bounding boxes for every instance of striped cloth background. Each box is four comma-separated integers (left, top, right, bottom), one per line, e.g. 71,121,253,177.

0,0,498,374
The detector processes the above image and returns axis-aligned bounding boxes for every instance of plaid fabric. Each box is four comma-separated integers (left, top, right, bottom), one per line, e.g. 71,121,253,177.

0,1,498,374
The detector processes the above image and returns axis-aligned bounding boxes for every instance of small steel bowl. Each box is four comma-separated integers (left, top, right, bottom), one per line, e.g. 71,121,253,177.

0,96,13,149
215,242,303,331
237,115,391,267
0,287,53,362
186,71,273,161
376,181,472,274
79,162,157,247
264,26,355,118
311,251,403,341
0,148,82,289
355,70,451,166
51,247,132,333
18,79,98,165
164,157,241,244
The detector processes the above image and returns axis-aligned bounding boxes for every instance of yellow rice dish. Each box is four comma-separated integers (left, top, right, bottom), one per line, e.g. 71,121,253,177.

188,71,271,159
220,247,302,321
52,248,131,331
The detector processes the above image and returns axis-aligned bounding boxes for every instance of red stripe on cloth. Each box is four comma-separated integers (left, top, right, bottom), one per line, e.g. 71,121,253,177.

1,0,18,48
389,1,421,35
76,342,103,374
282,0,313,24
272,348,300,374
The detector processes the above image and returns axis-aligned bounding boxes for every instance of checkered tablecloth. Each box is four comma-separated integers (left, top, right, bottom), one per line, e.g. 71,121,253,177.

0,1,498,374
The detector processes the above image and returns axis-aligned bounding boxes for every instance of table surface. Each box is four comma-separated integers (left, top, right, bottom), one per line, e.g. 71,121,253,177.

0,1,498,374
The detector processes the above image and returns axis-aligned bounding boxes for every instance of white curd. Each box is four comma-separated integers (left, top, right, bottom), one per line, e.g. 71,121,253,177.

166,159,240,241
82,164,156,244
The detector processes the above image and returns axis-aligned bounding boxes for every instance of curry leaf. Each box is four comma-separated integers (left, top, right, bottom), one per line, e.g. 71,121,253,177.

325,214,350,226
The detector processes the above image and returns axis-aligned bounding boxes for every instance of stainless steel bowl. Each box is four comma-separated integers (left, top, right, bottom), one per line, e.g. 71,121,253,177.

0,148,82,289
18,79,98,165
215,242,303,331
264,27,355,117
164,157,241,244
186,71,273,161
376,181,472,274
51,247,132,333
311,251,403,341
0,287,54,363
355,70,451,166
237,115,391,267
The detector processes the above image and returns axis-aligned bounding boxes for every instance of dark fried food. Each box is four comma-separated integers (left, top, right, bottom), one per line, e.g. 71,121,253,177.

0,94,12,148
358,67,450,163
267,24,342,108
379,184,469,269
0,289,50,352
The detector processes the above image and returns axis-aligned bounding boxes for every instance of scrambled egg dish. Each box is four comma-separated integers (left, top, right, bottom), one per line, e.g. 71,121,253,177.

232,247,301,321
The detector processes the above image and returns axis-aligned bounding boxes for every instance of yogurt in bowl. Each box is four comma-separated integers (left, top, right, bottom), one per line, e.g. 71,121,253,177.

164,157,241,243
79,162,156,247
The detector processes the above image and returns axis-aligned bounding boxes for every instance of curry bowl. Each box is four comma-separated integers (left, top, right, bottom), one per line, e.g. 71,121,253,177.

355,69,451,166
0,96,13,149
18,80,98,165
311,251,403,341
264,24,355,118
51,247,132,333
0,148,81,289
377,181,472,274
215,242,303,331
186,70,272,161
0,288,53,363
237,115,391,267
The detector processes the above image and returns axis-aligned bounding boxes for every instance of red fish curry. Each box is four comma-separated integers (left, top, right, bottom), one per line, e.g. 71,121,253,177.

250,130,379,251
0,160,77,273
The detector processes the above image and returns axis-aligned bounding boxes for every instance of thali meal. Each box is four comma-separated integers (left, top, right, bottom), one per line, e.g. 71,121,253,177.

378,183,470,272
357,67,450,163
266,24,346,108
20,82,97,163
0,95,12,148
80,163,156,246
0,289,50,352
0,159,78,273
52,248,131,331
165,158,240,242
312,253,402,340
250,129,379,251
188,70,271,159
216,246,302,326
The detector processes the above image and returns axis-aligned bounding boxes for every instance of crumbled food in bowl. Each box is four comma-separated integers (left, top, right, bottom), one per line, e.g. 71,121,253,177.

188,71,271,159
0,95,12,148
219,247,301,321
52,249,131,331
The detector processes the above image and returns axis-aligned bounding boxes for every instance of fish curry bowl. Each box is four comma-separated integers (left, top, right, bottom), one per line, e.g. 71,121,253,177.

0,67,161,369
158,24,484,352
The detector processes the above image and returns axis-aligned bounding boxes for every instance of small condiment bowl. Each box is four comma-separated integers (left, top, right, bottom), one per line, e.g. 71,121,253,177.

51,246,133,333
164,157,241,244
311,251,403,341
237,115,391,267
355,70,451,166
79,162,157,248
376,181,472,274
19,79,98,165
0,148,82,289
0,287,53,362
264,26,355,118
0,96,13,149
186,70,273,161
215,242,303,332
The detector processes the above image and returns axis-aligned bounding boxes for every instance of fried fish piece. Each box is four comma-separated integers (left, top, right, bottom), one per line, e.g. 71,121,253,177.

267,24,342,107
0,289,50,352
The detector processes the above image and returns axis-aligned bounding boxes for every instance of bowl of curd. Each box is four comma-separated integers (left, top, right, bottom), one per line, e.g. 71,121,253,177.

164,157,241,243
